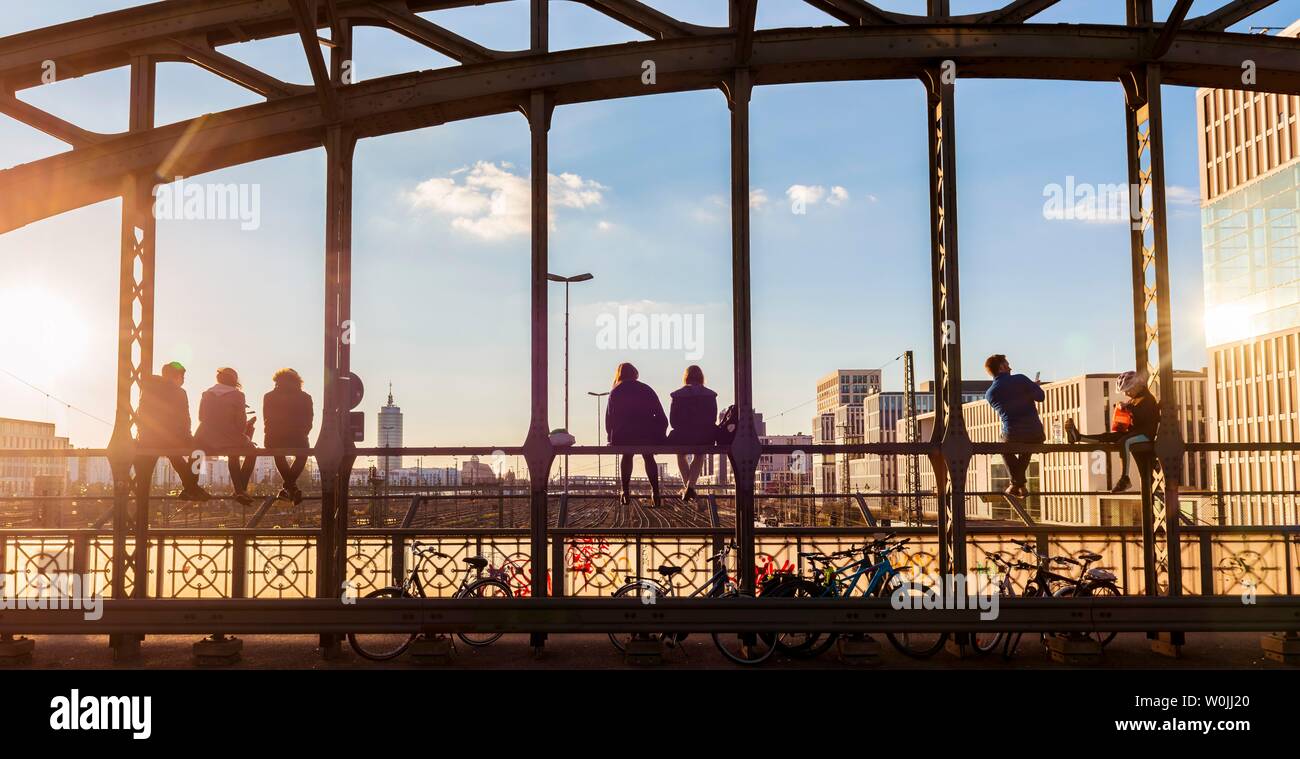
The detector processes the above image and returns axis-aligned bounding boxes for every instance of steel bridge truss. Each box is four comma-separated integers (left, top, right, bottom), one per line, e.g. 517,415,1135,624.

2,0,1299,654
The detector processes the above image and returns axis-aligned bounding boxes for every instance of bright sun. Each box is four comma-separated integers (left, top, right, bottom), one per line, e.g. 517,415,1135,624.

0,286,91,379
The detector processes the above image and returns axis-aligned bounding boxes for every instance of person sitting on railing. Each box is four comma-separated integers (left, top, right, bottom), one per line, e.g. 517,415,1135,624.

136,360,211,502
1064,370,1159,493
984,354,1045,499
195,367,258,506
668,364,717,504
605,362,667,508
263,368,313,505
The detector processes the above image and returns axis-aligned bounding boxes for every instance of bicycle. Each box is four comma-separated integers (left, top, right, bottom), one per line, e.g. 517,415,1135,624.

766,534,947,659
998,539,1122,658
347,541,514,661
606,541,780,666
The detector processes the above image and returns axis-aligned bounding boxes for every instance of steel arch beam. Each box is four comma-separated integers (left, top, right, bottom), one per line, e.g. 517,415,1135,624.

1,24,1298,233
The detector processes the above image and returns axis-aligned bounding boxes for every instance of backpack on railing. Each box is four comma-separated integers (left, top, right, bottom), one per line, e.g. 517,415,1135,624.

715,405,738,444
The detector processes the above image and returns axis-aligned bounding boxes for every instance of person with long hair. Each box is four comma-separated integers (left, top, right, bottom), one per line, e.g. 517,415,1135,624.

667,364,717,503
604,362,667,507
263,368,313,504
194,367,258,505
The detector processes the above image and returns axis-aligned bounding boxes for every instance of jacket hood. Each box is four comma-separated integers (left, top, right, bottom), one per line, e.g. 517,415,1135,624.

204,383,240,397
671,384,717,399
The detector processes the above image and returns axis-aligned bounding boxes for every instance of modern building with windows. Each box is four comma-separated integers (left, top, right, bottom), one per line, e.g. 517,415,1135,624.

377,385,403,476
1198,20,1300,525
0,417,69,496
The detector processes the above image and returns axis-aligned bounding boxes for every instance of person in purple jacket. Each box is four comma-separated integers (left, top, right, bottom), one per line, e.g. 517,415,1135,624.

984,354,1045,498
605,362,667,507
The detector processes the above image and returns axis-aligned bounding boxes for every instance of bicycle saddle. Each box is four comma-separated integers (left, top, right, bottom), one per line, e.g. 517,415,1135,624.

1078,551,1103,563
463,556,488,570
657,565,682,577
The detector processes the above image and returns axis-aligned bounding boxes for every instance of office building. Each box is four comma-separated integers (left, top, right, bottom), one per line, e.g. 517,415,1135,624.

0,417,69,495
1198,20,1300,524
377,384,403,475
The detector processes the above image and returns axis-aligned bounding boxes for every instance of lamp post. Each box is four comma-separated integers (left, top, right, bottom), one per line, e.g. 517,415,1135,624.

547,272,593,491
588,390,610,483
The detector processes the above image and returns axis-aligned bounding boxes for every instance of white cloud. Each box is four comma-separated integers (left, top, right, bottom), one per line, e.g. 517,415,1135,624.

405,161,606,240
1166,185,1199,206
786,184,826,207
750,188,769,209
828,186,849,206
597,220,614,232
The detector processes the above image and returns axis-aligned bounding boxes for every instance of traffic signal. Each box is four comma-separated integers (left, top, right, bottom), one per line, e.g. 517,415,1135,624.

338,372,365,443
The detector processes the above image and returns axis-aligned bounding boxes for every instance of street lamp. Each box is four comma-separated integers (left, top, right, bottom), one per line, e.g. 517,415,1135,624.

587,390,610,482
547,272,594,491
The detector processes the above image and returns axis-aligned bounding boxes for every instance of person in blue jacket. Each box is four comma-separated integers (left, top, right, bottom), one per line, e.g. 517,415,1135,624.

984,354,1044,498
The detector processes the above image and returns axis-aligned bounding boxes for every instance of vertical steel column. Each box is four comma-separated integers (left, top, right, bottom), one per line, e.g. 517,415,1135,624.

522,0,556,642
727,67,760,595
923,67,971,583
1123,63,1186,634
108,54,156,658
315,17,355,655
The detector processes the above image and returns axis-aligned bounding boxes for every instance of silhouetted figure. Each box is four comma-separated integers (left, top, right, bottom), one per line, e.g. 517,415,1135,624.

605,362,666,507
263,368,313,504
1065,370,1159,493
136,361,210,501
195,367,257,506
984,354,1044,498
667,364,717,503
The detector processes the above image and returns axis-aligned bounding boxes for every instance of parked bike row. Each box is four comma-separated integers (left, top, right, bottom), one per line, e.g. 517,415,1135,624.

346,537,1124,664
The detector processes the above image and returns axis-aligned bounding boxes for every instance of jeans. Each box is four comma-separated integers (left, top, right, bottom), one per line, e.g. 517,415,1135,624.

1001,428,1045,487
1078,431,1151,480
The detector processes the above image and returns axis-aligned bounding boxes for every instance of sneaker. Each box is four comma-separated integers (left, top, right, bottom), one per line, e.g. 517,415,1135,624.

1003,483,1020,498
684,486,697,502
234,492,255,506
290,487,305,505
277,488,291,502
619,493,631,506
1015,484,1030,499
1110,475,1131,493
1063,418,1080,444
179,486,212,502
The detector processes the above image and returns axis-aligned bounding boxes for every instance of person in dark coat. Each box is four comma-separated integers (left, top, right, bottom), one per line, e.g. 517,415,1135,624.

984,353,1045,498
263,368,313,504
605,362,667,507
194,367,257,505
136,361,210,501
667,365,717,503
1064,370,1159,493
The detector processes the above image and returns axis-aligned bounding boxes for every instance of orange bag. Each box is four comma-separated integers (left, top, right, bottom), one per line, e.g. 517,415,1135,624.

1111,404,1133,433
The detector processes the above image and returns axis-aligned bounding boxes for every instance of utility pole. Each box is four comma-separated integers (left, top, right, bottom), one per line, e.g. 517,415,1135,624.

903,350,922,526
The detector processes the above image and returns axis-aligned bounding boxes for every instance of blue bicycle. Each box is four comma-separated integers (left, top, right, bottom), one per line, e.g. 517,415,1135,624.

765,534,947,659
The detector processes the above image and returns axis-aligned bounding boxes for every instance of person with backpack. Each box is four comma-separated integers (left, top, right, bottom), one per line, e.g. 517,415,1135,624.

263,368,313,504
605,362,667,507
194,367,258,505
1064,370,1159,493
136,360,211,501
985,354,1045,498
667,365,718,503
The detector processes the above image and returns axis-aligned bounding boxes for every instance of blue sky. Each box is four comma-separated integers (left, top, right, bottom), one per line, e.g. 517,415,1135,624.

2,1,1297,474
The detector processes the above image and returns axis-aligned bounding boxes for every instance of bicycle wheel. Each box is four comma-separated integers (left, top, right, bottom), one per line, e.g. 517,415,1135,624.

347,587,416,661
607,582,665,653
1074,581,1121,648
878,575,948,659
456,578,513,647
1002,581,1044,659
969,580,1016,656
709,591,778,666
768,578,835,658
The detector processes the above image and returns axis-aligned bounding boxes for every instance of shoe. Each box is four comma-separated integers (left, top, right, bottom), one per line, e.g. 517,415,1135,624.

684,486,697,502
1003,483,1019,498
1063,418,1080,444
1015,484,1030,499
234,492,255,506
290,487,305,505
619,493,631,506
651,490,663,509
276,488,291,502
179,486,212,502
1111,475,1131,493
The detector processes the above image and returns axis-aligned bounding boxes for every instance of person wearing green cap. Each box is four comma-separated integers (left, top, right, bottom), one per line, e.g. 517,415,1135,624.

137,361,211,501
